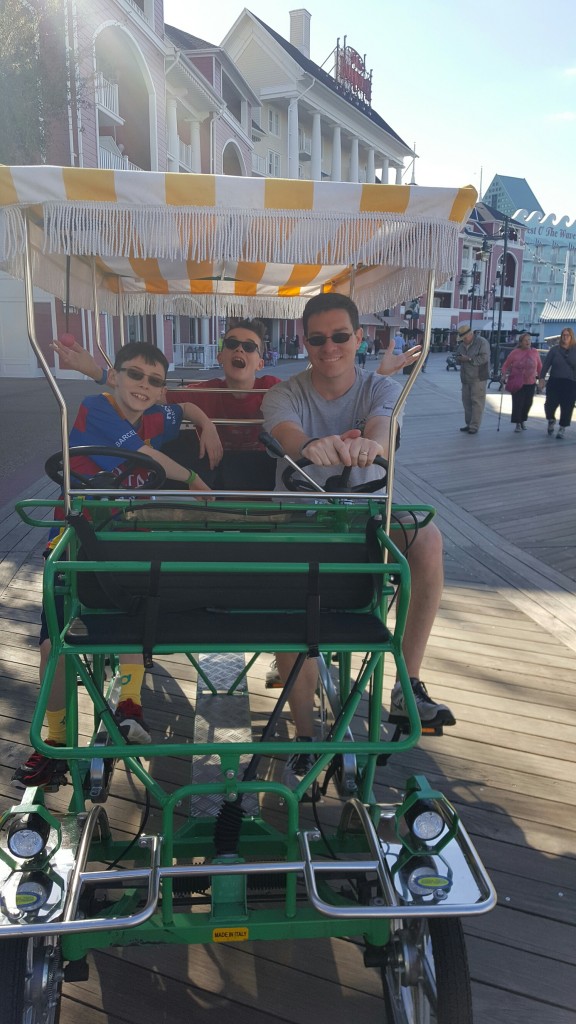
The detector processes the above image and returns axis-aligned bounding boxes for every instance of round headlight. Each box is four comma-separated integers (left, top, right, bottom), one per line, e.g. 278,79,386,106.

8,813,50,859
16,872,51,911
410,809,444,842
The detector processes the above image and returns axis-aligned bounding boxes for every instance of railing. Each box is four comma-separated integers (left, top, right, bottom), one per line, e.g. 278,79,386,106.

98,147,143,172
251,152,267,176
178,138,192,170
298,132,312,156
95,73,119,117
173,343,219,368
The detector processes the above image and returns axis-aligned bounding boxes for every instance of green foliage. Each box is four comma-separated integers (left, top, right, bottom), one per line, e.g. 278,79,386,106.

0,0,69,164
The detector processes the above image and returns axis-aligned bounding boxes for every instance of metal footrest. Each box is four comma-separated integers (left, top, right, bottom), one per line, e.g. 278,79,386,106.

191,653,259,817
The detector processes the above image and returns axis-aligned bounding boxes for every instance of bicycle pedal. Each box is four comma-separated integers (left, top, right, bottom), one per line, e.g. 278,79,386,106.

265,679,284,689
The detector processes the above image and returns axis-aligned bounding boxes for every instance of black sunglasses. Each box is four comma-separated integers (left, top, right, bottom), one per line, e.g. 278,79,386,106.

118,366,167,388
223,338,261,354
306,331,354,347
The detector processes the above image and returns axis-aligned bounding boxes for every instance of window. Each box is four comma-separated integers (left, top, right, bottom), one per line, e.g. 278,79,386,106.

268,108,280,136
267,150,281,177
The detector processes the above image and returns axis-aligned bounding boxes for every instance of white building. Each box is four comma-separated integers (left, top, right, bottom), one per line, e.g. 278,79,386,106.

222,8,412,185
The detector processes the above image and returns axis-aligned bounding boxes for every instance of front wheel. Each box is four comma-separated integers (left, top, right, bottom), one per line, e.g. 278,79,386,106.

381,918,472,1024
0,936,63,1024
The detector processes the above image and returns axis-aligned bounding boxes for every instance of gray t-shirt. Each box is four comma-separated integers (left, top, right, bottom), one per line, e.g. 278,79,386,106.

262,367,402,490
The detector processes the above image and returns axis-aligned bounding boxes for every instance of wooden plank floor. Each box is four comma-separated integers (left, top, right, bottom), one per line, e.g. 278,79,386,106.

0,357,575,1023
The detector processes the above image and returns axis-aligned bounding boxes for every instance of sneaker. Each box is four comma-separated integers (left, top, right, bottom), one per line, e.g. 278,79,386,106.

521,422,527,430
547,420,555,436
459,426,470,432
557,427,566,439
12,741,68,788
115,699,151,744
265,658,282,687
514,424,522,433
467,428,478,434
390,678,456,727
282,737,320,799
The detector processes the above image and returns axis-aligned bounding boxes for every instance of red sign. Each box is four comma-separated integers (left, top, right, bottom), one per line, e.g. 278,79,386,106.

337,45,372,104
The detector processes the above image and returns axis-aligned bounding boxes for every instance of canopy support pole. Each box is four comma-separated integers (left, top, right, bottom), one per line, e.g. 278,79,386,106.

384,268,435,536
23,212,72,511
92,258,113,368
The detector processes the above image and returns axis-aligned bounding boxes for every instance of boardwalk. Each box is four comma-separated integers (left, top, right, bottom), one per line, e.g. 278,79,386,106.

0,354,575,1024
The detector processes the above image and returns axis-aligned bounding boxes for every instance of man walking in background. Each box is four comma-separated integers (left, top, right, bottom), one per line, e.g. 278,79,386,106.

455,324,490,434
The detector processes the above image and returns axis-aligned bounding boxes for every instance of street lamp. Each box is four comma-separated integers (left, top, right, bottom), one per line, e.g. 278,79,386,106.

494,215,517,373
468,238,490,329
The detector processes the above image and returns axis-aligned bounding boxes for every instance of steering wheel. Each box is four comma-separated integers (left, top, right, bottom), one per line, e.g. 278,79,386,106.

281,455,388,494
45,446,167,490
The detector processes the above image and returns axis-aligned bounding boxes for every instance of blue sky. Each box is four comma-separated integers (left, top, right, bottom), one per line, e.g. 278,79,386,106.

164,0,576,219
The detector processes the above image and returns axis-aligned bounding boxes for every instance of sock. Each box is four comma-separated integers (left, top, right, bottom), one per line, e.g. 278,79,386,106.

118,663,145,704
46,708,67,744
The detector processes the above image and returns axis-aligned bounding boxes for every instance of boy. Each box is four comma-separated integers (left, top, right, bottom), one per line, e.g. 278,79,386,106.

14,342,220,787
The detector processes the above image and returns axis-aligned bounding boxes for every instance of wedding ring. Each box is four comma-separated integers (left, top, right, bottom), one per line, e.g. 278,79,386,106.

359,450,368,456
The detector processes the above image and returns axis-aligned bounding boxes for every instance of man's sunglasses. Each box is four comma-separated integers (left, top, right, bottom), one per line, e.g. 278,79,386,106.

118,366,167,389
306,331,354,347
223,338,261,354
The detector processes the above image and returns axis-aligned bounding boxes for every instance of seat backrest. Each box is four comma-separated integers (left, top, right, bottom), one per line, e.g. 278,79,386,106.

76,535,382,614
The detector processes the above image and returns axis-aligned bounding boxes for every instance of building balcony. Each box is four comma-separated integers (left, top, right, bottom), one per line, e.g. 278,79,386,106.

98,143,142,172
298,132,312,159
251,152,267,176
95,73,123,126
178,138,193,171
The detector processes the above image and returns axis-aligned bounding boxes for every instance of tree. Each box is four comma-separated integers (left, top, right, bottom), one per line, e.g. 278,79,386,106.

0,0,69,164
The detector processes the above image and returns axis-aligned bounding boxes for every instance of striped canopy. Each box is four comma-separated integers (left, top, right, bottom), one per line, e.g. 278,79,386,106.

0,166,477,317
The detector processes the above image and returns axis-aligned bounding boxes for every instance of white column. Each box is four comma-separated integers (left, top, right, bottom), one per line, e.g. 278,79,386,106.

350,137,359,182
190,119,202,173
167,98,178,172
395,165,402,185
311,112,322,181
380,155,389,184
288,98,299,179
200,318,210,345
367,147,375,183
331,125,341,181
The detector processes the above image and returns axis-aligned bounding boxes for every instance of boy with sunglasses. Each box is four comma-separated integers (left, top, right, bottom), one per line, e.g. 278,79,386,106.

262,293,452,792
13,342,220,787
53,321,281,491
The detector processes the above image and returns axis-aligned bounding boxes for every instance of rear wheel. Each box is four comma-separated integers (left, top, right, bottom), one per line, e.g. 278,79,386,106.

1,936,63,1024
381,918,472,1024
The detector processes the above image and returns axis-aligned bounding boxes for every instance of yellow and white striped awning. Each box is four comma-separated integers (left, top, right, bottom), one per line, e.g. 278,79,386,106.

0,166,477,317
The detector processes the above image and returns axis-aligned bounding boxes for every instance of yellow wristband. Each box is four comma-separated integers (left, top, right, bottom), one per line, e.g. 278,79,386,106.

186,470,197,485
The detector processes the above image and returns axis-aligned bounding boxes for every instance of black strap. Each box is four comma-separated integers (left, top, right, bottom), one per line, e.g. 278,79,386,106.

142,560,161,667
305,561,320,658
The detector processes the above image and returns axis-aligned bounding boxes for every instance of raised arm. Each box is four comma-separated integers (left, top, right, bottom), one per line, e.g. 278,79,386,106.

51,338,107,383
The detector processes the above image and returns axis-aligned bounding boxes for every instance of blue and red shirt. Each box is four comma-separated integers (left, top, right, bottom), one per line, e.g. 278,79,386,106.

69,393,182,487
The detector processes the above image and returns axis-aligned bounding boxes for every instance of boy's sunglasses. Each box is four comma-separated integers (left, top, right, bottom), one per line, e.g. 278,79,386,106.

118,366,167,389
223,338,261,354
306,331,354,347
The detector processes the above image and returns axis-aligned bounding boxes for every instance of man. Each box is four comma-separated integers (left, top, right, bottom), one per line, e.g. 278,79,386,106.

262,293,452,789
455,324,491,434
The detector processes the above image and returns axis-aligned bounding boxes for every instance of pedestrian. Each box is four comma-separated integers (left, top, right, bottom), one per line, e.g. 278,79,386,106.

279,335,286,360
501,333,542,432
455,324,490,434
538,327,576,439
393,331,405,355
357,336,368,367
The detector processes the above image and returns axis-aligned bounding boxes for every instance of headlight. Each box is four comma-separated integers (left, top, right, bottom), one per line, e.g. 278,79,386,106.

406,803,444,842
8,813,51,859
16,872,52,911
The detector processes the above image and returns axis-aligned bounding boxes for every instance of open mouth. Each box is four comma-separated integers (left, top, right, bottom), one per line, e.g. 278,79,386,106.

231,356,247,369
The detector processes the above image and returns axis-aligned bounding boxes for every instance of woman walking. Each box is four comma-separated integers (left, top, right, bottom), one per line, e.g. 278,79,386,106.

501,333,542,432
538,327,576,439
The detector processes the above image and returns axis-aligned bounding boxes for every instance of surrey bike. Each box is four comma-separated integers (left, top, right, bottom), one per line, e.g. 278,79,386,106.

0,165,494,1023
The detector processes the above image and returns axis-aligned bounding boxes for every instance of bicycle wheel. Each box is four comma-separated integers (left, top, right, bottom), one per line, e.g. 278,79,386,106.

381,917,473,1024
0,935,63,1024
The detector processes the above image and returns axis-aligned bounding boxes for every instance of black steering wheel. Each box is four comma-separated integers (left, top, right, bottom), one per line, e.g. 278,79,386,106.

45,446,167,490
281,455,388,494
